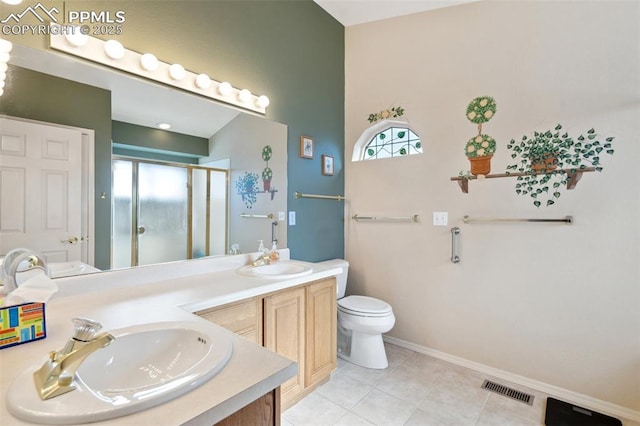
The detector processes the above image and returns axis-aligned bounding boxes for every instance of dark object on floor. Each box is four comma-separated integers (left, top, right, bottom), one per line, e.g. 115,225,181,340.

545,397,622,426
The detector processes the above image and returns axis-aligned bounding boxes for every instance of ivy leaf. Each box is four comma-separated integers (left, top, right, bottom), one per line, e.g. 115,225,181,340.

606,149,615,154
415,142,422,149
587,128,595,134
605,137,614,142
546,200,555,206
399,148,407,155
379,133,386,140
367,148,375,156
534,200,541,208
555,124,562,131
397,131,406,139
553,192,561,198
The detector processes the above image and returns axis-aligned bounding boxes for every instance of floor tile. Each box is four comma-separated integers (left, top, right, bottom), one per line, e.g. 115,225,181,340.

350,388,417,426
283,392,347,426
339,359,393,386
375,365,436,405
334,411,376,425
316,372,374,409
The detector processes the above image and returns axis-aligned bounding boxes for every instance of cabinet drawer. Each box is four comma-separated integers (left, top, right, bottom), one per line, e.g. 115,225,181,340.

196,297,262,345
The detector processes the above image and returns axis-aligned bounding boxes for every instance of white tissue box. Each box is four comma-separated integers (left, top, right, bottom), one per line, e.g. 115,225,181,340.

0,302,46,350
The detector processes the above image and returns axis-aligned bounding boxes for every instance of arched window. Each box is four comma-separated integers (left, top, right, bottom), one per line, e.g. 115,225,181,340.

352,120,422,162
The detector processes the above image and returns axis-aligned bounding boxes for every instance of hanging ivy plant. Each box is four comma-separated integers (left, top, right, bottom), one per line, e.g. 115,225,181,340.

505,124,615,207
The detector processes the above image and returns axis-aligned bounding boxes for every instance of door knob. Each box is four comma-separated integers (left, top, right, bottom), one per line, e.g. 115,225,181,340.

60,236,79,244
137,226,146,235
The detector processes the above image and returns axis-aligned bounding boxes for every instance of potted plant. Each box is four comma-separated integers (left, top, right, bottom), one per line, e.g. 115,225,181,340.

465,134,497,175
261,167,273,191
464,96,497,175
261,145,273,191
506,124,615,207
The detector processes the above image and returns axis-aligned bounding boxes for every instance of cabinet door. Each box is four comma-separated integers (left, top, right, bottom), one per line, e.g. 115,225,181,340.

263,287,305,406
305,278,337,387
196,297,262,345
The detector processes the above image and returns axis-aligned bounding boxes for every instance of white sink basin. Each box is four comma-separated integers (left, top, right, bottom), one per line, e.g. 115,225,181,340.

237,260,313,279
7,321,232,424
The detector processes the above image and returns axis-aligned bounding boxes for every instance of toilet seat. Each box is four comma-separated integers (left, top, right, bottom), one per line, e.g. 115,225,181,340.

338,295,393,317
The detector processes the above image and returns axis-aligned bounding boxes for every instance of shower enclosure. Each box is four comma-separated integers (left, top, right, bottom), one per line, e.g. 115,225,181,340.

112,158,228,269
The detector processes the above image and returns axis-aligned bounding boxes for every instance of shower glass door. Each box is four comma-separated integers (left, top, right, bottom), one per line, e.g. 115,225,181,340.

112,158,228,269
137,162,188,266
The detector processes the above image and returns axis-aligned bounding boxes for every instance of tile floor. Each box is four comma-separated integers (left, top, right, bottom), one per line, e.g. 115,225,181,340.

282,343,639,426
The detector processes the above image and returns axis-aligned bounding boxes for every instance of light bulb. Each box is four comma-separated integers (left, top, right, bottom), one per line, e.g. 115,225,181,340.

169,63,185,81
0,80,4,89
0,52,9,63
0,88,4,97
1,0,23,5
157,123,171,130
64,28,88,48
238,89,252,103
0,39,13,53
195,73,211,89
217,81,232,96
0,72,6,80
256,95,270,108
104,40,125,59
140,53,158,71
0,62,7,73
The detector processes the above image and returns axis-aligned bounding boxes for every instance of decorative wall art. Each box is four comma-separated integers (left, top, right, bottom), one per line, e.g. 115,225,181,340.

235,144,279,208
322,154,334,176
464,96,497,175
300,135,314,159
506,124,615,207
368,106,405,123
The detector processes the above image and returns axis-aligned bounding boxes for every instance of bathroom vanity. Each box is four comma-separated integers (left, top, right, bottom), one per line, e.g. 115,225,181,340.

0,250,341,425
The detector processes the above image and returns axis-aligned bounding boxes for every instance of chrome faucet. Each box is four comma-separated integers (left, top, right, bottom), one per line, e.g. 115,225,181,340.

33,317,115,400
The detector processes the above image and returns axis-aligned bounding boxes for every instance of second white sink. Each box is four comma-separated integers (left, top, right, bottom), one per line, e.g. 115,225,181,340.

7,321,232,424
237,260,313,279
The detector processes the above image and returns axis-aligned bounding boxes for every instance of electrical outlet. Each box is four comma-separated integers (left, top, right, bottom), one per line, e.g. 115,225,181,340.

433,212,448,226
289,211,296,226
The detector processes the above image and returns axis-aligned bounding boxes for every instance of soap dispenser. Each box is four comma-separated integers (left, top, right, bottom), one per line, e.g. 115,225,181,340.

269,241,280,262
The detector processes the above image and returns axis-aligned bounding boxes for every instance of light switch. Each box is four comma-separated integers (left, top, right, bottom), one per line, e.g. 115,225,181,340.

289,211,296,226
278,211,286,221
433,212,448,226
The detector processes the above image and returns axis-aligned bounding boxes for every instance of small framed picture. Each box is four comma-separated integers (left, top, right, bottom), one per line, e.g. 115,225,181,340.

300,136,314,159
322,154,334,176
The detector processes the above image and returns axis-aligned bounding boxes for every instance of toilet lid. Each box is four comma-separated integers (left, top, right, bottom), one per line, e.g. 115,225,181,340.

338,295,392,316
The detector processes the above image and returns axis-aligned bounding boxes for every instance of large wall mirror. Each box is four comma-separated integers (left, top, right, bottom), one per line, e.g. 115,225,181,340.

0,43,288,276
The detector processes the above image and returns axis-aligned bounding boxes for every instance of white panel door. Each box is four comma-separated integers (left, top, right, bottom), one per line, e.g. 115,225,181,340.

0,118,83,262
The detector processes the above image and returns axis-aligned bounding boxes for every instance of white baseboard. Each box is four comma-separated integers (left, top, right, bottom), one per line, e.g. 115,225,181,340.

383,335,640,423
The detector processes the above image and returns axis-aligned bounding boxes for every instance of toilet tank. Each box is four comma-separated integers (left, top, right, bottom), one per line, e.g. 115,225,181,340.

315,259,349,299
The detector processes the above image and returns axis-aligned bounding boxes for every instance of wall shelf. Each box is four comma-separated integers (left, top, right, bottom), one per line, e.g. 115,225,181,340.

450,167,596,194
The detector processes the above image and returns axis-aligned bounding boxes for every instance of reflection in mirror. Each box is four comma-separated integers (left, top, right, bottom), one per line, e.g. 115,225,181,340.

1,43,287,275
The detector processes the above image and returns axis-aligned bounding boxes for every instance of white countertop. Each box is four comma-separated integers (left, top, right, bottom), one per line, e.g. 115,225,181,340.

0,251,342,425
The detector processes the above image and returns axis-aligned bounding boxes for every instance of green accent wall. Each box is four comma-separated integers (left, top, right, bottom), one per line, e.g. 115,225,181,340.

2,0,345,263
112,120,207,164
0,65,113,269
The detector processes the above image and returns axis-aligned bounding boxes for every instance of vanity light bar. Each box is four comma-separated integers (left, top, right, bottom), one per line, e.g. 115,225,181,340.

48,24,269,114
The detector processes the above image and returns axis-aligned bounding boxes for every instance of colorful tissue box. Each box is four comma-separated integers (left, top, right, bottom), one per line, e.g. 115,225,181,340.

0,302,46,349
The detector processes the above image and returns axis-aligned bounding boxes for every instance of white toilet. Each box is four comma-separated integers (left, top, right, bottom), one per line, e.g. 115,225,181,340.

317,259,395,369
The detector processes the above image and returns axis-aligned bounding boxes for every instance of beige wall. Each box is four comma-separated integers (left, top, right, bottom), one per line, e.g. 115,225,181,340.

345,1,639,412
205,114,288,254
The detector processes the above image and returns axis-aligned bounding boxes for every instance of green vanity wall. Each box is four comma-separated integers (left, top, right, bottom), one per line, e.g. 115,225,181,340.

1,0,345,266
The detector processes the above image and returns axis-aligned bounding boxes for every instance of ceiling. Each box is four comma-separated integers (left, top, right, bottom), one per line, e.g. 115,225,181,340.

313,0,480,26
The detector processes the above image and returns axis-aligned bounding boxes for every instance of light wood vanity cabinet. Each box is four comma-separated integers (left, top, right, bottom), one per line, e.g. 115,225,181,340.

305,278,337,388
196,297,262,345
196,276,337,410
263,286,306,405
